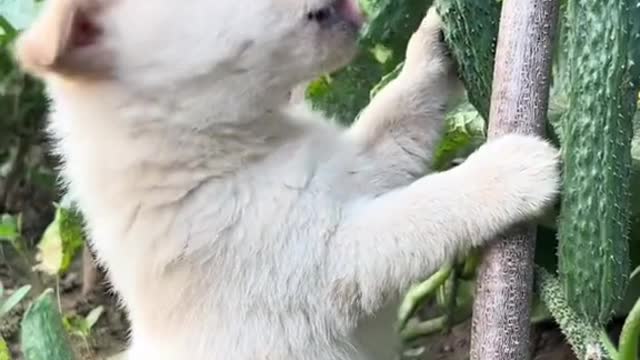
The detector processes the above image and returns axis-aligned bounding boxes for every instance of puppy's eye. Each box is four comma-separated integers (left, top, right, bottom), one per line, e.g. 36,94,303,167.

306,7,334,23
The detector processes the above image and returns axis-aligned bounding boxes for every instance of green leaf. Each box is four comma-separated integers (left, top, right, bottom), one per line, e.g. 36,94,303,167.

0,336,10,360
432,100,486,170
0,284,30,318
34,205,85,276
0,15,16,42
57,206,85,270
85,306,103,331
0,214,19,244
62,305,102,340
306,52,387,124
618,294,640,360
62,314,88,339
21,289,75,360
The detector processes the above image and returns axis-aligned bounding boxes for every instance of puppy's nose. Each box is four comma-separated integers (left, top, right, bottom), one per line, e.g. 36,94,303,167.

333,0,365,29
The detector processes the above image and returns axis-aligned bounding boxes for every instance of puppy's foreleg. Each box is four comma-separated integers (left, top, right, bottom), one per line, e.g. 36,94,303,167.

346,8,460,190
329,135,560,316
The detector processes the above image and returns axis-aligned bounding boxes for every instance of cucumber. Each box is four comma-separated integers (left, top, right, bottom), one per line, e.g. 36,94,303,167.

435,0,501,119
557,0,640,326
20,289,75,360
535,267,609,359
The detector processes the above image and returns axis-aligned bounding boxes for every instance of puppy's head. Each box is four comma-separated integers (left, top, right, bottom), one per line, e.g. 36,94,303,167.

15,0,364,91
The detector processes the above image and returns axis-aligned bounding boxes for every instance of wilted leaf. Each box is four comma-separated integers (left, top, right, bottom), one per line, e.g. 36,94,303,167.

0,284,30,318
34,217,63,276
34,205,85,276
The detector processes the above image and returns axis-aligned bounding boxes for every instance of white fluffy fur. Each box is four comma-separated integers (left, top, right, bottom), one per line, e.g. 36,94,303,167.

15,1,560,359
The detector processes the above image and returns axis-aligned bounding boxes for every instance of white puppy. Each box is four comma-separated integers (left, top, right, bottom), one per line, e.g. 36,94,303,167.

15,0,560,359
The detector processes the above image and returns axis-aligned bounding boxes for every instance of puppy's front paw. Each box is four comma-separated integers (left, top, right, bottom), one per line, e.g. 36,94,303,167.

403,7,454,77
466,134,561,219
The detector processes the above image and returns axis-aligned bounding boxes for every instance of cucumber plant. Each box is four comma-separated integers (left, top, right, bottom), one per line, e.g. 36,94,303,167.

557,0,639,328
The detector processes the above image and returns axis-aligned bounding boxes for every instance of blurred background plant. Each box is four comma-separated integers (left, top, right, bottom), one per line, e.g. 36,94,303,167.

0,2,127,359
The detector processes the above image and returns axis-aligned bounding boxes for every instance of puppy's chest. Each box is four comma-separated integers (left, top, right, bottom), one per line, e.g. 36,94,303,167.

202,175,344,248
203,153,347,244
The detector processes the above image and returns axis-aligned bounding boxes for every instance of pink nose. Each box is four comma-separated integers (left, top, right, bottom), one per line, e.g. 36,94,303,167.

335,0,366,28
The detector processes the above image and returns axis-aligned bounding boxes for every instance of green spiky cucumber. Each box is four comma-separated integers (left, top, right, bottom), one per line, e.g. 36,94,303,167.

20,290,75,360
535,267,610,359
435,0,501,120
557,0,640,326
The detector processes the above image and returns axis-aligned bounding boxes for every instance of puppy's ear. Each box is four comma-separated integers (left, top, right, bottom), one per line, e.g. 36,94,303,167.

14,0,112,78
